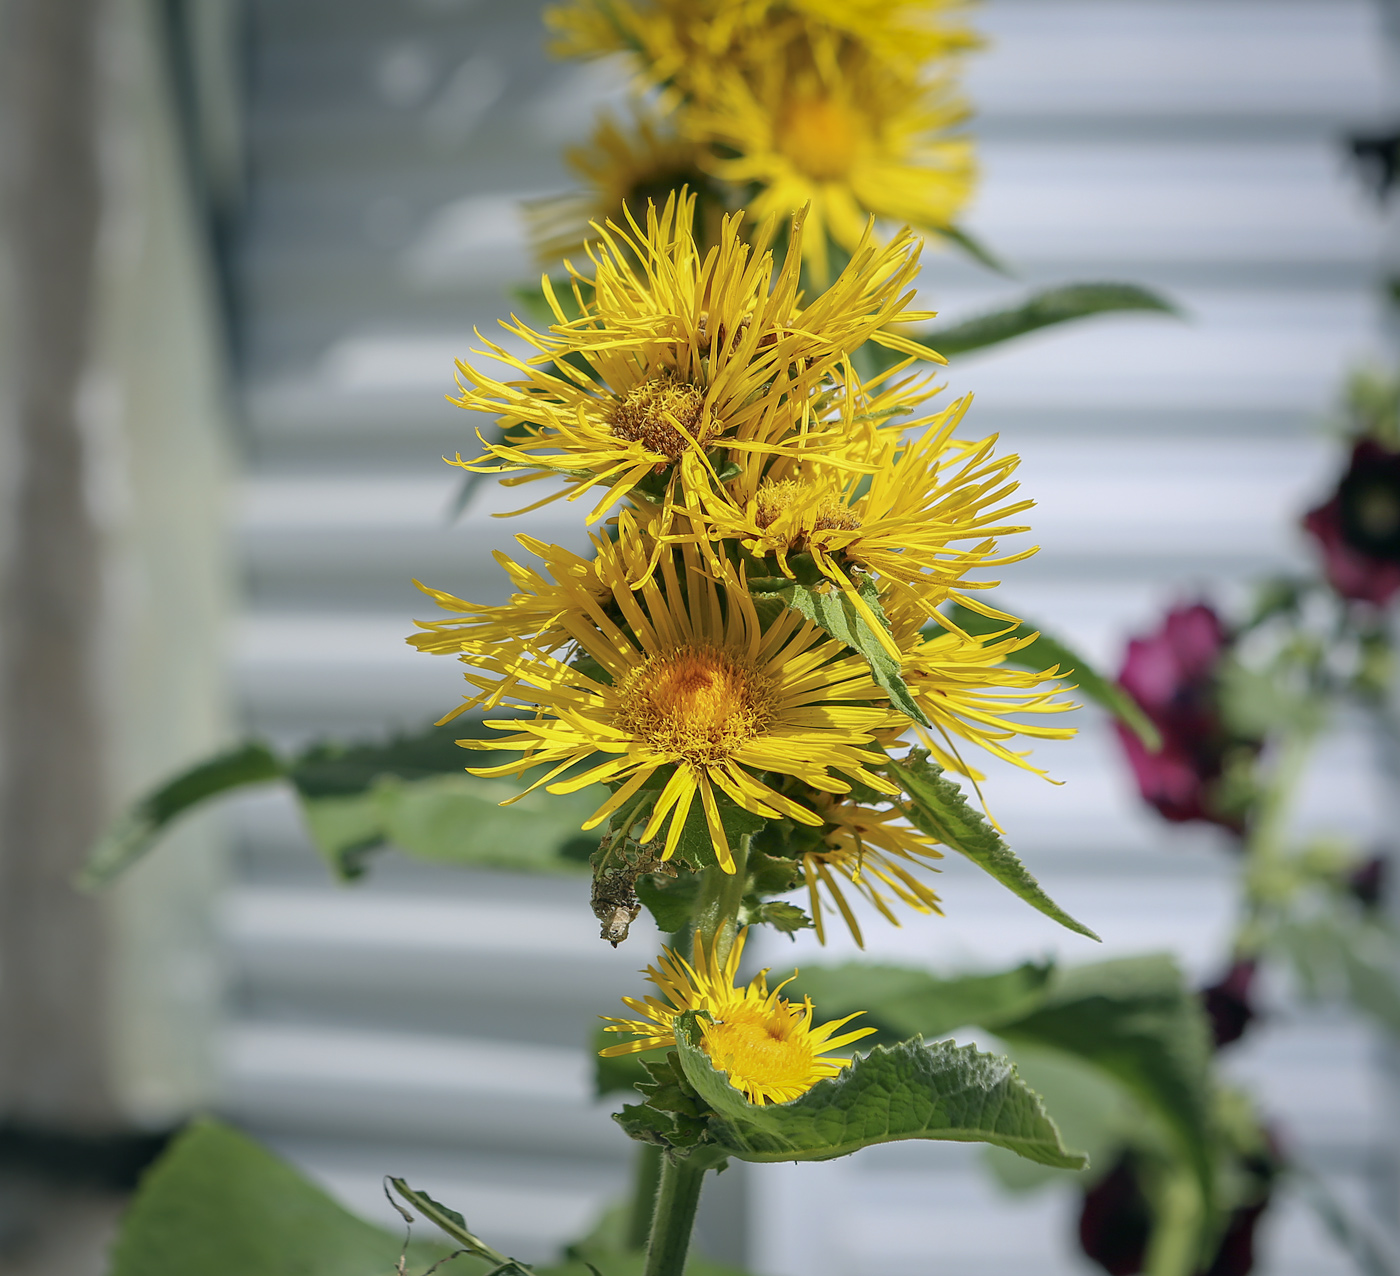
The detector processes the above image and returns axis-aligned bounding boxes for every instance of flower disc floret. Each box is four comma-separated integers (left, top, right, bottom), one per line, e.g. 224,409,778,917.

614,646,778,765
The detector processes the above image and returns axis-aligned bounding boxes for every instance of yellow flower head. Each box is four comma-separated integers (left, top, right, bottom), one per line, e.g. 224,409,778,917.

455,533,903,871
801,798,944,947
687,392,1035,648
546,0,978,98
524,110,722,265
895,607,1078,781
600,929,875,1105
684,42,975,283
451,193,938,535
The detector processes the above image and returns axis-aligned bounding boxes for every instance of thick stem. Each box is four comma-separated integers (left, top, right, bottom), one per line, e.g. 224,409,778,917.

643,1155,707,1276
692,834,751,967
626,1143,665,1251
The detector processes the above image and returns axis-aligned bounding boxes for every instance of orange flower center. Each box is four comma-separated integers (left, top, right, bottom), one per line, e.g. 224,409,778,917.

614,645,776,764
778,95,862,181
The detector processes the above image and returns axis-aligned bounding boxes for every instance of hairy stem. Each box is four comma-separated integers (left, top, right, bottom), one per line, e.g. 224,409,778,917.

643,1155,706,1276
692,833,751,966
626,1143,665,1251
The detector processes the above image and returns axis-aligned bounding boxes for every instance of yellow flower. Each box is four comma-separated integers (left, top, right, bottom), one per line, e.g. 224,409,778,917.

684,392,1035,651
545,0,978,98
897,608,1078,780
450,193,938,536
600,929,874,1105
801,798,944,947
454,536,903,872
523,110,722,265
684,42,974,282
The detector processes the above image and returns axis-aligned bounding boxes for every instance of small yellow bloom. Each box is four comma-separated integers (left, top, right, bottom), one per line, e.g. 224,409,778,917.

600,929,875,1105
451,535,903,871
524,110,722,265
802,799,944,947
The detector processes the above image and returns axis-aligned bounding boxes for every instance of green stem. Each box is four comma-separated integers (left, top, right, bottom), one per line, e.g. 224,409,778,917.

626,1143,665,1251
1238,724,1317,953
691,834,751,966
643,1155,706,1276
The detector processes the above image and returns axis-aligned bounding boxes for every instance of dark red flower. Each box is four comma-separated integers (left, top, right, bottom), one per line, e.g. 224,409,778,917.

1200,960,1257,1049
1078,1156,1151,1276
1115,604,1249,834
1347,854,1387,910
1303,440,1400,606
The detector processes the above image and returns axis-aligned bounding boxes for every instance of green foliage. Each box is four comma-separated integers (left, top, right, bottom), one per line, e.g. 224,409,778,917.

793,961,1054,1044
303,774,598,882
670,1015,1087,1169
790,953,1219,1265
887,749,1100,939
80,743,284,888
742,899,813,936
754,575,930,727
996,955,1216,1220
945,601,1161,749
84,719,605,888
593,1024,669,1097
935,283,1179,356
1272,915,1400,1037
109,1119,460,1276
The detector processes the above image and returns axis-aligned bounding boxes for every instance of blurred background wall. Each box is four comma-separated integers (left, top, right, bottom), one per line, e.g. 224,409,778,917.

0,1,1395,1274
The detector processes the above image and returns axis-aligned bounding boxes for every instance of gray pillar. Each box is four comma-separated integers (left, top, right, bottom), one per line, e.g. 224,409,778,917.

0,0,117,1130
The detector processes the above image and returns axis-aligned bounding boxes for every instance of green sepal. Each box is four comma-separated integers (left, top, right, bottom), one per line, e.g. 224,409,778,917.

944,601,1161,750
756,575,929,727
887,749,1099,940
741,898,813,936
592,1023,667,1097
108,1119,459,1276
672,1014,1087,1169
80,743,284,889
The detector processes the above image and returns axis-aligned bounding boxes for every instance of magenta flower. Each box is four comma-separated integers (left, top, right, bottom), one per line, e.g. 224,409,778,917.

1114,604,1248,834
1302,440,1400,607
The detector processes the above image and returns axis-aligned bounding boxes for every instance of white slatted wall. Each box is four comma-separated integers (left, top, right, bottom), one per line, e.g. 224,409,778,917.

223,2,1393,1271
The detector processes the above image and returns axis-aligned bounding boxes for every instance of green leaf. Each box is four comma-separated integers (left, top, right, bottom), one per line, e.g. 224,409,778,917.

945,601,1161,750
1271,915,1400,1037
80,743,284,889
791,960,1055,1044
745,899,813,936
930,283,1179,359
938,224,1014,277
593,1023,670,1097
299,773,599,883
387,1178,527,1272
286,721,496,799
634,873,700,933
994,954,1216,1232
671,1017,1087,1170
887,749,1100,940
759,576,930,727
109,1118,460,1276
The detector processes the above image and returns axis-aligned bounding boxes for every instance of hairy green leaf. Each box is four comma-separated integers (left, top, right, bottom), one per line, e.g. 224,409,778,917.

888,749,1099,940
673,1017,1087,1169
945,601,1160,750
109,1119,459,1276
81,743,284,889
758,577,929,727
